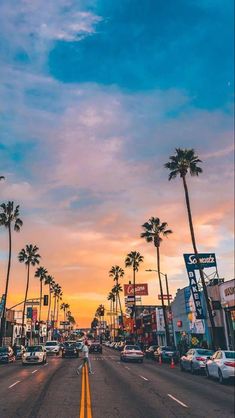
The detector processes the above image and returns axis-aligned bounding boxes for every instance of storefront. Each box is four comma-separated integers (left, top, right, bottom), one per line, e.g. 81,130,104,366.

220,279,235,350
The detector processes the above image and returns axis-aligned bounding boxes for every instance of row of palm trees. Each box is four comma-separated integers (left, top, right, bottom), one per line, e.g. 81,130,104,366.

104,149,216,348
0,198,74,344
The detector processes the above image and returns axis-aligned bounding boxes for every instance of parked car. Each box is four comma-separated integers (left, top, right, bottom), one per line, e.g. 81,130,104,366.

89,342,102,354
206,350,235,383
62,342,79,358
117,342,125,351
145,345,158,359
14,345,25,359
154,346,179,363
120,345,144,363
22,345,47,365
45,341,60,356
0,346,15,363
180,348,214,373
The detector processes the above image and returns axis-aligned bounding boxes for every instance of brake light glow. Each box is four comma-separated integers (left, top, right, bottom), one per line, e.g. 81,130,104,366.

196,357,206,361
224,362,235,367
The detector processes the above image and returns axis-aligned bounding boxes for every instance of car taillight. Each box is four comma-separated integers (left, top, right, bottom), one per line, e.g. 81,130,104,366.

224,362,235,367
196,357,206,361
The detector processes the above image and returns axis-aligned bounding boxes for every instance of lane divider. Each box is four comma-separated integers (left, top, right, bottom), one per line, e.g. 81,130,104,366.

167,394,188,408
139,375,148,381
79,364,93,418
9,380,20,389
31,369,38,374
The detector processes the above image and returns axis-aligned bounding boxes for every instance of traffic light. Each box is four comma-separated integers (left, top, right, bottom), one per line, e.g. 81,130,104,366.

43,295,48,306
27,307,32,319
35,321,40,331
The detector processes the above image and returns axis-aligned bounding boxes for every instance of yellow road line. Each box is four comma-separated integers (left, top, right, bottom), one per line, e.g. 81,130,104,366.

79,366,85,418
85,364,93,418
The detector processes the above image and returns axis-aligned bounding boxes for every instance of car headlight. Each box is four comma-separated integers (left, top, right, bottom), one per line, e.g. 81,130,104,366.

23,353,27,357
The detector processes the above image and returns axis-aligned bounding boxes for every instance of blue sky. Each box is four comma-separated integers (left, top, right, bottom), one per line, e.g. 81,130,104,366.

0,0,234,325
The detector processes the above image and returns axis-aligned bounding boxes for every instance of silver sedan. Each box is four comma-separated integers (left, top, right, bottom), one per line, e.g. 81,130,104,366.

180,348,214,374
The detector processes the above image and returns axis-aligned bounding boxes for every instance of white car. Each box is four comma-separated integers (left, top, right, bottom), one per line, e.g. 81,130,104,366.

206,350,235,383
45,341,60,355
22,345,47,365
120,345,144,363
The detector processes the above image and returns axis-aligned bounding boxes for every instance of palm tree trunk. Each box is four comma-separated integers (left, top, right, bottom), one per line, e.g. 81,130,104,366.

56,297,59,324
156,246,170,346
0,224,12,345
133,265,136,322
46,286,51,338
117,292,123,325
182,175,217,349
21,264,30,340
39,280,42,322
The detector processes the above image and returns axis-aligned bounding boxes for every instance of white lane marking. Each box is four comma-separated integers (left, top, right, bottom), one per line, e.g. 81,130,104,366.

9,380,20,389
167,394,188,408
125,366,130,370
43,363,48,366
31,369,38,374
139,375,148,381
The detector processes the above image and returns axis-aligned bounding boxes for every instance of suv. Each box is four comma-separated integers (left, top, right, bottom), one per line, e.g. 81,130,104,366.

45,341,60,356
89,342,102,354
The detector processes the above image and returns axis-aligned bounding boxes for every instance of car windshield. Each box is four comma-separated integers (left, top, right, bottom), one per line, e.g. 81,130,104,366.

225,351,235,359
64,343,75,347
26,346,43,352
45,342,58,346
196,350,214,356
125,345,140,351
0,347,8,353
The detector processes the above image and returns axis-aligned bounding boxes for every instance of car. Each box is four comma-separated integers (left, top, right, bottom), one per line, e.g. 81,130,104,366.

14,345,25,360
205,350,235,384
45,341,60,356
180,348,214,373
89,342,102,354
120,345,144,363
117,342,125,351
22,345,47,365
145,345,158,359
62,342,79,358
154,346,179,364
0,346,15,363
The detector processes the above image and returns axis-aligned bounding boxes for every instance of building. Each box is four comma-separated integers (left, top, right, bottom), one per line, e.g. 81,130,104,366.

219,279,235,350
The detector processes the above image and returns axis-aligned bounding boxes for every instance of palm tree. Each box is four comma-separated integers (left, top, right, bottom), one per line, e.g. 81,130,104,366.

125,251,144,321
0,202,23,345
18,244,41,340
109,266,124,332
44,275,54,324
107,291,115,339
112,283,123,331
141,217,172,345
165,148,217,348
61,302,70,322
56,288,63,324
35,266,48,322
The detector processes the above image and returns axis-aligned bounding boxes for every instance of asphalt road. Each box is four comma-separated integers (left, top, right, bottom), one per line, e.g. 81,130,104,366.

0,348,234,418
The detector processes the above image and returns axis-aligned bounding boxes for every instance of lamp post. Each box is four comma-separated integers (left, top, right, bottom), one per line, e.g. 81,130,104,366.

145,269,174,345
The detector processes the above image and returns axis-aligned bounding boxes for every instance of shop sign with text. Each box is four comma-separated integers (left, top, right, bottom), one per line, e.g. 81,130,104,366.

124,283,148,296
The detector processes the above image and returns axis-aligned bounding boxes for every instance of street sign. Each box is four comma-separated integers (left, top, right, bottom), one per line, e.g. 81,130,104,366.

124,283,148,296
125,296,142,302
158,294,172,300
25,301,40,306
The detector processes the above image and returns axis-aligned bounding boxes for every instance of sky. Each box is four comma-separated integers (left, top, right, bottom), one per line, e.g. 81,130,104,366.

0,0,234,327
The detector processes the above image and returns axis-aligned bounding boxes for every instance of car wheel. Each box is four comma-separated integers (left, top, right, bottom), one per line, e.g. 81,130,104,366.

205,366,210,379
190,363,195,374
218,369,224,384
180,361,184,372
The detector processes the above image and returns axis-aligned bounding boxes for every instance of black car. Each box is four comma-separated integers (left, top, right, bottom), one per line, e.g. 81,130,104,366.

154,346,179,363
89,343,102,354
0,346,15,363
61,342,79,358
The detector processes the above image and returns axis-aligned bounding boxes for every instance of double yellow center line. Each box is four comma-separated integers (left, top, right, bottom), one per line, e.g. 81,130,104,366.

79,364,92,418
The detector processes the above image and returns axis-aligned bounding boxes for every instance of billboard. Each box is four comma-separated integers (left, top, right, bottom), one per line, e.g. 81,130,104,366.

124,283,148,296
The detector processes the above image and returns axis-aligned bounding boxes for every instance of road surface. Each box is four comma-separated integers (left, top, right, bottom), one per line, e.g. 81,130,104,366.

0,347,234,418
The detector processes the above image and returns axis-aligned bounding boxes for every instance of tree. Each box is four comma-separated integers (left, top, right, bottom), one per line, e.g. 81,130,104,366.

18,244,41,340
61,302,70,322
0,202,23,345
165,148,217,349
125,251,144,321
141,217,172,345
107,291,115,339
35,266,48,322
109,266,124,333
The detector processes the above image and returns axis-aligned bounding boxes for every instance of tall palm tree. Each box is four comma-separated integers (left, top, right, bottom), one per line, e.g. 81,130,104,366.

18,244,41,340
0,202,23,345
112,283,123,332
35,266,48,322
125,251,144,321
56,288,63,324
109,266,124,331
107,291,115,339
61,302,70,322
141,217,172,345
165,148,217,348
